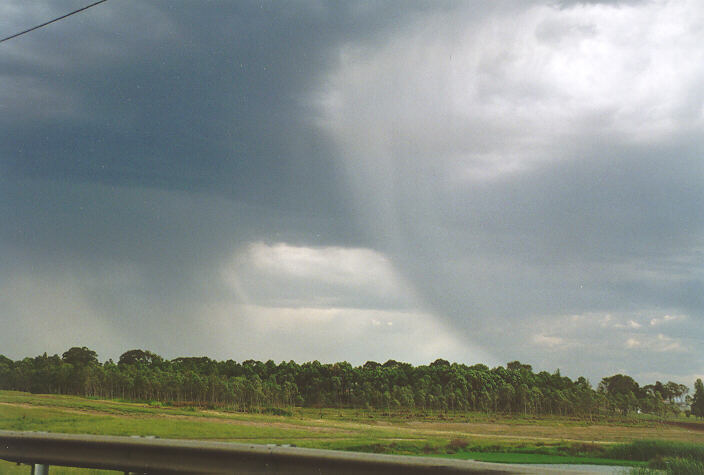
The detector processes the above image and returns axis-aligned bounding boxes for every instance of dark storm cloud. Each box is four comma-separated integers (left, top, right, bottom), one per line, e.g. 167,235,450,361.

1,0,702,384
4,1,338,209
1,1,475,211
1,0,435,270
0,0,475,361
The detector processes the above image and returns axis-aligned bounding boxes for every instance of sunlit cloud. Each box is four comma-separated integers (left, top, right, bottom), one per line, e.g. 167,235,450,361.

625,334,685,353
246,242,402,290
317,0,704,184
650,314,684,326
531,334,568,349
221,242,417,309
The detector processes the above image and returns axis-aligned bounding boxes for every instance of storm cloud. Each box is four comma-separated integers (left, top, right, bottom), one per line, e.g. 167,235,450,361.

1,0,702,384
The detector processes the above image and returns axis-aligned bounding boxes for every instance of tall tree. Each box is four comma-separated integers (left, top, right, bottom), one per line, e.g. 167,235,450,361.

118,349,163,368
61,347,98,367
692,379,704,418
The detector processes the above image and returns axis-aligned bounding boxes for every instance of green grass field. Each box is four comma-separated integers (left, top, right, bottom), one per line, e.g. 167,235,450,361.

1,390,703,473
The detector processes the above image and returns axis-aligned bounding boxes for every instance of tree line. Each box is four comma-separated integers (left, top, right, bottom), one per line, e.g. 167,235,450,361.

1,347,702,418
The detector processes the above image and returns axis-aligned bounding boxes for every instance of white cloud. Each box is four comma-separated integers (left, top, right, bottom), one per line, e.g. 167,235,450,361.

246,242,400,289
625,333,685,353
532,334,566,349
626,338,640,349
221,242,417,310
317,0,704,184
611,319,643,330
650,314,684,326
498,310,698,382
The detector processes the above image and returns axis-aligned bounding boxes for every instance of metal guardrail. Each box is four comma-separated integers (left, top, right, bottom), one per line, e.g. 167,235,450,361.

0,430,585,474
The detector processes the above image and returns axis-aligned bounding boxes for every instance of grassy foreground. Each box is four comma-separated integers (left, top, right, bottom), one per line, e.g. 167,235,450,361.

1,390,703,473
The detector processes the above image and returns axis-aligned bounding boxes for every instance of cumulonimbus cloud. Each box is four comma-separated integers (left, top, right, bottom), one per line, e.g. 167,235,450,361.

314,0,704,381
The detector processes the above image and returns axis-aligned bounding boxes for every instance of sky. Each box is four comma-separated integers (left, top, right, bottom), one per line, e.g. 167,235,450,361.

1,0,702,386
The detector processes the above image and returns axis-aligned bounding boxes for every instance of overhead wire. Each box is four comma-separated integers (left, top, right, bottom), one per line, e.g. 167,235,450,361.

0,0,108,44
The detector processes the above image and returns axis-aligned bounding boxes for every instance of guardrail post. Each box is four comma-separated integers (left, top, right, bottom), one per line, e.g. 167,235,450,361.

32,464,49,475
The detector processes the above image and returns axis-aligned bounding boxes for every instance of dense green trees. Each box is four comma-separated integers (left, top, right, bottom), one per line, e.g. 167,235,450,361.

0,347,692,418
692,379,704,418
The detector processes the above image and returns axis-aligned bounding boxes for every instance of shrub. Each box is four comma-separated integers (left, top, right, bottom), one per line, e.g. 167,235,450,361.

566,442,604,456
447,438,469,451
608,440,704,463
649,456,704,474
261,407,293,417
665,457,704,475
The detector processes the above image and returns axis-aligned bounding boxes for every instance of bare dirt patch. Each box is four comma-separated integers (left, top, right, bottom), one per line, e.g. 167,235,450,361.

166,413,351,434
663,420,704,432
0,401,99,417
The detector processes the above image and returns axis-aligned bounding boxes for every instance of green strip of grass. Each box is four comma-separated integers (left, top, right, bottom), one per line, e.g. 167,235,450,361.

443,451,645,466
0,404,325,441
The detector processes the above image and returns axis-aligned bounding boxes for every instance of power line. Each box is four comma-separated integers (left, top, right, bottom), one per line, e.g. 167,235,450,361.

0,0,109,44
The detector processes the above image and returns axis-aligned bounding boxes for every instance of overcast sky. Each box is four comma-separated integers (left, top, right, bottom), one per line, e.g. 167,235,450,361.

1,0,702,385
